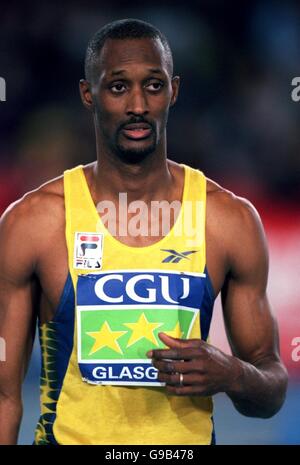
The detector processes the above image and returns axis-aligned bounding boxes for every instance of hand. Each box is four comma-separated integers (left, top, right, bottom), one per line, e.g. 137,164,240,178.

147,333,241,396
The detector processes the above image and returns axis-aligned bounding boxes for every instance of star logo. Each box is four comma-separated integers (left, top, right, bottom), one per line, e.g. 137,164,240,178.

87,321,127,355
123,313,163,348
163,322,184,340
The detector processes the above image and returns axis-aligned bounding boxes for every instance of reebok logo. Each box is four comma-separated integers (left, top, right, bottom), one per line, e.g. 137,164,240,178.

161,249,198,263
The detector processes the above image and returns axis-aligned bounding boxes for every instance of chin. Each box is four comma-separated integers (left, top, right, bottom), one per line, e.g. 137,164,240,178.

114,143,156,165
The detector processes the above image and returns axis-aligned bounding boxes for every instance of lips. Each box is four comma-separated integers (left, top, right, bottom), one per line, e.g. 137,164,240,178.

121,122,152,140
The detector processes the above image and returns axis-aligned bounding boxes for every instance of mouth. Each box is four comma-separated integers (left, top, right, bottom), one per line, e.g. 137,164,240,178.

121,123,152,140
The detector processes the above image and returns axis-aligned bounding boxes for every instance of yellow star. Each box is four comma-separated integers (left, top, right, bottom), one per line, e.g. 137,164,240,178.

124,313,163,348
164,322,184,340
87,321,127,355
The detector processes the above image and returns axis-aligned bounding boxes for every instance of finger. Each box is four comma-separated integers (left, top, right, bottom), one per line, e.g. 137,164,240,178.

158,332,204,349
157,372,205,386
149,347,204,361
158,332,187,348
152,359,202,374
147,333,202,358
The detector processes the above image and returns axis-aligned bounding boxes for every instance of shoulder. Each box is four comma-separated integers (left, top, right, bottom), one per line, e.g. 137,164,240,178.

206,176,264,235
0,173,69,270
0,175,64,280
1,174,65,230
0,164,96,279
0,162,96,239
172,162,264,238
205,176,268,274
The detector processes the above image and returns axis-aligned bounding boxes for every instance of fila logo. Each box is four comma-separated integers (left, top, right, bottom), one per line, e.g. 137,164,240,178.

161,249,198,263
74,232,104,270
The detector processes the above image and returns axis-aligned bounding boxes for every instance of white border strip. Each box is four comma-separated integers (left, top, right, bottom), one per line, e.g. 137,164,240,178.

77,304,199,311
80,359,153,364
83,379,165,387
79,269,206,278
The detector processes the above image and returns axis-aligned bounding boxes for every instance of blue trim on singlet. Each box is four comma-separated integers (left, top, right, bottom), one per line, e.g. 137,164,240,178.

52,272,74,323
50,273,75,379
211,416,216,445
200,265,215,342
35,273,75,445
199,266,216,445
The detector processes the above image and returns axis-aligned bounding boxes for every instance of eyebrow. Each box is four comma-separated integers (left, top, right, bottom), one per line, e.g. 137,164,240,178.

109,67,164,77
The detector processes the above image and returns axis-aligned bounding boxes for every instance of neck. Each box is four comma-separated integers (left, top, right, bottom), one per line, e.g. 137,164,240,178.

92,134,173,204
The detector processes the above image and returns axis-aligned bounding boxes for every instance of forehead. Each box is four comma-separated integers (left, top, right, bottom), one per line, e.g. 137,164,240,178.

98,37,168,75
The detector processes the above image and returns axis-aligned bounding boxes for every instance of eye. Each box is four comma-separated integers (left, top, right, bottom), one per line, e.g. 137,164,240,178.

147,81,164,92
110,83,126,93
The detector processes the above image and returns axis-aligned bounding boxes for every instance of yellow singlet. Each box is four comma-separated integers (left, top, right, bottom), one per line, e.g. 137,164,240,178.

34,163,216,445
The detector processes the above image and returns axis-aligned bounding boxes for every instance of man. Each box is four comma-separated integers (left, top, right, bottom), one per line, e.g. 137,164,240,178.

0,19,288,445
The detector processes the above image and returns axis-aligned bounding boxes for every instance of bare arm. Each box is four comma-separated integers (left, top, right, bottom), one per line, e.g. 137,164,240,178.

0,200,38,444
220,198,288,417
149,195,288,419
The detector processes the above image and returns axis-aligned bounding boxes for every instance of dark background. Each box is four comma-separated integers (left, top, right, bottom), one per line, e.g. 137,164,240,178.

0,0,299,444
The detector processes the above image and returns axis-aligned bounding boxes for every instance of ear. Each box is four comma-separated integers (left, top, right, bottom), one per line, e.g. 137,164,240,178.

79,79,94,111
170,75,180,107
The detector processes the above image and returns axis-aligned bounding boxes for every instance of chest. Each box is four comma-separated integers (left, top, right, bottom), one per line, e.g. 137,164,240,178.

37,212,226,325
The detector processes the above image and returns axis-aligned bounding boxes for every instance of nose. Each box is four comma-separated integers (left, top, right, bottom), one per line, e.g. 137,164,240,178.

126,86,149,116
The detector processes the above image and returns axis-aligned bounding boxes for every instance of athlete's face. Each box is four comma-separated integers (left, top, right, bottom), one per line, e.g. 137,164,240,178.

80,38,179,164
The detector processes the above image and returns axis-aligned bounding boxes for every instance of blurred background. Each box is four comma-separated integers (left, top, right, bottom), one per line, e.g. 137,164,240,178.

0,0,299,445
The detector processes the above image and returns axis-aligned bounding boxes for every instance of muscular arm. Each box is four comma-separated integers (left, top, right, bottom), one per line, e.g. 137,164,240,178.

220,197,288,417
149,194,288,419
0,200,38,444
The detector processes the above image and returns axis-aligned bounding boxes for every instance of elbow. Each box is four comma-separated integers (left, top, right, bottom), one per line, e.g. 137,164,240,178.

236,365,289,419
255,398,286,419
234,399,284,419
265,367,289,418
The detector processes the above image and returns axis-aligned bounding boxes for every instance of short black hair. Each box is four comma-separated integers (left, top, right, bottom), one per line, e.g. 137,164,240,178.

84,18,173,83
